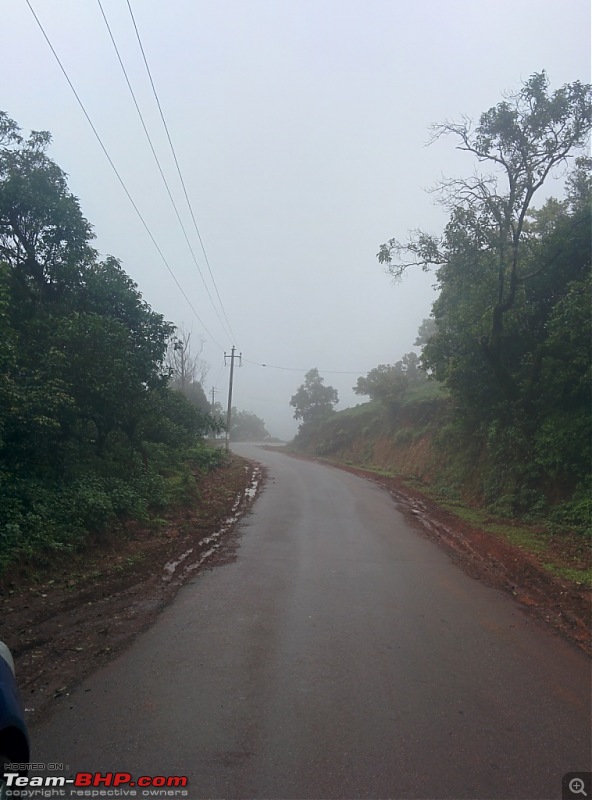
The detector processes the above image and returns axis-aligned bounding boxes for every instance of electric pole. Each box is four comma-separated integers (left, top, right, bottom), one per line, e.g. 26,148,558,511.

224,346,242,450
210,386,218,409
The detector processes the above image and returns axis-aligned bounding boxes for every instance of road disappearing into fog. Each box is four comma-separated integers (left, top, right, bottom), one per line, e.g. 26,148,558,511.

32,445,590,799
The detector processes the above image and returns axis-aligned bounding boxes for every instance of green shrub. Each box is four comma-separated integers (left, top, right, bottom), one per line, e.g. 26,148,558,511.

550,480,592,530
393,427,413,445
188,443,228,473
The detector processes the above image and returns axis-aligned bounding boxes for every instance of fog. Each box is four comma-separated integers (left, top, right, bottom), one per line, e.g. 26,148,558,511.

4,0,590,439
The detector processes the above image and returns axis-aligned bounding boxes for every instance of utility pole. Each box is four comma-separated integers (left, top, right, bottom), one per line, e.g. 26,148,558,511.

210,386,218,409
224,346,242,450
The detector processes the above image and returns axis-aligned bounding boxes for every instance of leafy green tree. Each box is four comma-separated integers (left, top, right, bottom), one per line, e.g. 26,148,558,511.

379,73,591,405
354,353,428,407
290,367,339,424
399,352,424,383
419,160,591,412
0,112,226,569
414,318,437,349
0,112,95,300
181,381,210,413
290,369,338,426
354,364,408,406
137,387,223,454
1,253,175,475
230,409,270,441
377,75,591,512
534,273,591,482
0,262,18,450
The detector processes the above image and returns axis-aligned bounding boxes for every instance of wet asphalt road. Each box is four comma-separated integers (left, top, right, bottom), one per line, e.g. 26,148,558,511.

31,445,590,799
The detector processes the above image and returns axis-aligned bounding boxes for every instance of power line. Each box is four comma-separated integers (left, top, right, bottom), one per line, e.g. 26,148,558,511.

25,0,224,351
96,0,234,345
125,0,239,347
243,359,367,375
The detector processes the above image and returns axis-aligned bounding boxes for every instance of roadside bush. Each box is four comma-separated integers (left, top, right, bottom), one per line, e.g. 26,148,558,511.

189,443,228,473
549,479,592,531
393,428,413,446
68,478,116,532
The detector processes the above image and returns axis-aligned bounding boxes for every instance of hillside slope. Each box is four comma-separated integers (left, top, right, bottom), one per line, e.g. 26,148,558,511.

294,390,453,491
290,388,591,593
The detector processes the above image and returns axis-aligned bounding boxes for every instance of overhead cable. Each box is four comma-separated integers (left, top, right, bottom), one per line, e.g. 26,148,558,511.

25,0,224,351
243,359,367,375
96,0,234,345
125,0,239,347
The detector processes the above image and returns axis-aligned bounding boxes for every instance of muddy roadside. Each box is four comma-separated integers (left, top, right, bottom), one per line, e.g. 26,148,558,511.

320,457,591,657
1,454,265,725
2,446,589,730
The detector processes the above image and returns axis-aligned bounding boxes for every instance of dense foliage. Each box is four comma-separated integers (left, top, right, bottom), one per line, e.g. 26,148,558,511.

230,408,270,442
379,74,591,520
0,113,223,571
354,352,429,408
290,369,338,443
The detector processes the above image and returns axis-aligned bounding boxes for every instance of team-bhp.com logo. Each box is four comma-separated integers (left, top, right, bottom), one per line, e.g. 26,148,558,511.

3,772,188,796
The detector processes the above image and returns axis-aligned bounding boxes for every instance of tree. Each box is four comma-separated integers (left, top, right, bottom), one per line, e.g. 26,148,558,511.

419,158,591,412
379,73,591,404
354,364,408,406
0,112,95,301
399,352,424,383
0,112,226,568
354,353,428,407
137,387,223,454
166,326,208,392
182,381,210,414
165,326,210,413
290,369,338,426
377,75,591,510
0,262,18,451
230,409,270,442
414,318,437,349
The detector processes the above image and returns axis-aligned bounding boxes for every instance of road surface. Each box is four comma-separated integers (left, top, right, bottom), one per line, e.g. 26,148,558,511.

30,445,590,799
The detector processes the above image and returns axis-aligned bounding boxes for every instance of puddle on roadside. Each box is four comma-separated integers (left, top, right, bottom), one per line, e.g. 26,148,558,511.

162,466,263,582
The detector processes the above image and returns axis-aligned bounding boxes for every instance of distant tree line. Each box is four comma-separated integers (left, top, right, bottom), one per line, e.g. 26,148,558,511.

353,350,431,408
289,368,339,443
0,112,223,572
230,409,270,442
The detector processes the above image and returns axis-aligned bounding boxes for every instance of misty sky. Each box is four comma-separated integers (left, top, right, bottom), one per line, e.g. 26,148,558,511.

3,0,590,438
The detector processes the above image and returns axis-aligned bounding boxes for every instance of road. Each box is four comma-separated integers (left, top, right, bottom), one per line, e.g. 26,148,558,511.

31,445,590,799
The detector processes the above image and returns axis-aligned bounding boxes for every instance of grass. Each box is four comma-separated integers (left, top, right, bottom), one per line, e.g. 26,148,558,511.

113,554,146,572
336,401,384,419
544,565,592,586
328,462,592,589
401,381,450,406
412,482,592,587
321,456,400,478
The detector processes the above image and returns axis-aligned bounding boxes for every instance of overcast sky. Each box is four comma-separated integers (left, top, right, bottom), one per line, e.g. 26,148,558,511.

3,0,590,438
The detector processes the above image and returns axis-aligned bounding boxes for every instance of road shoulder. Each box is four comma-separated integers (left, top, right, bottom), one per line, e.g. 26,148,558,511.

283,451,591,656
2,454,265,724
